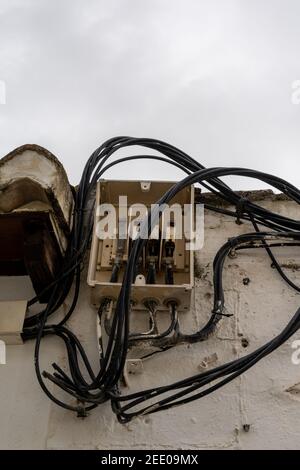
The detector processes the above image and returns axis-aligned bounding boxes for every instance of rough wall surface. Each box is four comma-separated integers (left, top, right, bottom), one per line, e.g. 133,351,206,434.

1,194,300,450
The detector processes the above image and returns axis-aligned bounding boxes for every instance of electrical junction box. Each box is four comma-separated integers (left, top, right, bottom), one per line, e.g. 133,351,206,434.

87,180,195,312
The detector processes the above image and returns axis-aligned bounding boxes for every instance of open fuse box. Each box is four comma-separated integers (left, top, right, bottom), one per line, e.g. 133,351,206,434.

88,180,194,312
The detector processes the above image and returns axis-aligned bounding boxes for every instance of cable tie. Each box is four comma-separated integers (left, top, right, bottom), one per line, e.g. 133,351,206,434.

77,401,88,418
219,312,234,318
212,309,233,318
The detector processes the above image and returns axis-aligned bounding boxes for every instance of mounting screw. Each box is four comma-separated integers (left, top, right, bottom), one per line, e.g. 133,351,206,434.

243,424,251,432
243,277,250,285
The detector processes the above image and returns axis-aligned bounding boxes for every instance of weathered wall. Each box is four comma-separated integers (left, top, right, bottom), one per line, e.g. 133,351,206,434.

1,193,300,450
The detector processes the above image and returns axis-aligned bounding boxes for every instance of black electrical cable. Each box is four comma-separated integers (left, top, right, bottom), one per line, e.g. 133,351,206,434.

16,136,300,422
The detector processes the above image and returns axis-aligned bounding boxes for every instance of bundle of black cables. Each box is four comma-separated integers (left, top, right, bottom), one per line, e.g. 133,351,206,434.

20,136,300,422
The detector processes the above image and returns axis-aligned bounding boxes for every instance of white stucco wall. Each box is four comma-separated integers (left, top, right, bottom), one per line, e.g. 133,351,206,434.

1,193,300,450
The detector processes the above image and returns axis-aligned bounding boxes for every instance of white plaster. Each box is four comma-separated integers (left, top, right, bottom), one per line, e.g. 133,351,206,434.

0,197,300,449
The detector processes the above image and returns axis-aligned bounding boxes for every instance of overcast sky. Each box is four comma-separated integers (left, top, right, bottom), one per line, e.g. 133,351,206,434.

1,0,300,189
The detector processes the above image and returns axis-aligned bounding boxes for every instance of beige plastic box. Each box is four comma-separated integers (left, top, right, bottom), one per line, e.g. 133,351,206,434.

87,180,194,312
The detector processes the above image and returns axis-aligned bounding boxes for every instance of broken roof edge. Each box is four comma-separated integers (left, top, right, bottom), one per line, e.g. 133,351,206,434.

0,143,71,184
196,188,291,206
0,144,74,238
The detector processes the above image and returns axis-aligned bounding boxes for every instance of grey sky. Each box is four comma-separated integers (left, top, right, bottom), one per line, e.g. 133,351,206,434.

0,0,300,189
